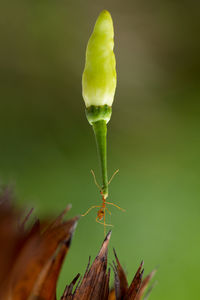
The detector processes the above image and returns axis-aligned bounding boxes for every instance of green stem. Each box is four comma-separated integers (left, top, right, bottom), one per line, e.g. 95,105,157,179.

85,105,112,198
92,120,108,198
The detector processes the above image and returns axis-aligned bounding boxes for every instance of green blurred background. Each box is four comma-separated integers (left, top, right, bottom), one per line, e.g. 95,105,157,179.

0,0,200,298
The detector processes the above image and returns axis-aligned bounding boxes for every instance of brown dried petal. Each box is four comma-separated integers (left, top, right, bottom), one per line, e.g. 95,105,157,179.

125,261,144,300
143,280,157,300
0,204,78,300
61,273,81,300
113,248,128,299
27,242,70,300
135,270,156,300
62,231,111,300
0,190,23,286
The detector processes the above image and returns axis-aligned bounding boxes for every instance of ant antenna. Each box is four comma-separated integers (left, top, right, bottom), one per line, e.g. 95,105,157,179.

108,169,119,185
91,169,101,190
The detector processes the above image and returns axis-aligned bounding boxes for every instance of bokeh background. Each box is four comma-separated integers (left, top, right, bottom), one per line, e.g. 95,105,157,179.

0,0,200,298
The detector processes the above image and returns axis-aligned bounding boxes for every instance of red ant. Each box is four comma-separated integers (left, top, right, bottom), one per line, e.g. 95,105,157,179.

81,169,125,235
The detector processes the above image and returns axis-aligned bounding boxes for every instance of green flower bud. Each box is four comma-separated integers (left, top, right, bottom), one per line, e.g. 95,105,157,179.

82,10,117,199
82,10,117,115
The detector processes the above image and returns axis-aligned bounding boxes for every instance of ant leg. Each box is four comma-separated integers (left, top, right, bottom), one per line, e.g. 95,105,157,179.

82,205,101,217
108,169,119,185
105,201,126,212
91,169,101,190
95,217,113,227
106,207,111,215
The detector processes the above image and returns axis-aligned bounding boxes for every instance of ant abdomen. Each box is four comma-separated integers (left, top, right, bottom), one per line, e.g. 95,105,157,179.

97,209,104,220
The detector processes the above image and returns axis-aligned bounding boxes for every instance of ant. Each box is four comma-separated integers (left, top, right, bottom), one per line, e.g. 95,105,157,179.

81,169,125,236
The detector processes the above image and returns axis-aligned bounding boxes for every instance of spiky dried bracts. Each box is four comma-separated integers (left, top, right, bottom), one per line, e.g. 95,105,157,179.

0,187,156,300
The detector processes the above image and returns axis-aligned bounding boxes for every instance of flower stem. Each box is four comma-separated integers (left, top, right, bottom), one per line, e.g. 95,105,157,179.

92,120,108,198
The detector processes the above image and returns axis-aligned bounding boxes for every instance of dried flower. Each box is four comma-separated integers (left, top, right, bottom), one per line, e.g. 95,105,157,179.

62,231,156,300
0,188,156,300
0,187,78,300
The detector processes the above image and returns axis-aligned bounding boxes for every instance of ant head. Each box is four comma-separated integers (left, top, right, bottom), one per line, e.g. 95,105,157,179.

100,190,108,200
97,208,104,220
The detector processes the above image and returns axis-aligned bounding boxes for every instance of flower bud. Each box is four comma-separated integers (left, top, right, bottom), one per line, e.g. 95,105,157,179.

82,10,116,114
